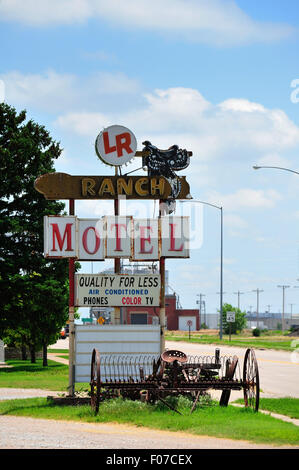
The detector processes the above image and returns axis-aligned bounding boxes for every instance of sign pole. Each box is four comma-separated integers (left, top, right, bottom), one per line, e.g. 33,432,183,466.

68,198,75,396
159,200,166,353
114,167,121,325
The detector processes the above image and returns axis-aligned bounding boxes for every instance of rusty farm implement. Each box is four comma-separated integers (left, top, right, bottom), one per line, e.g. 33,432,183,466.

90,347,260,415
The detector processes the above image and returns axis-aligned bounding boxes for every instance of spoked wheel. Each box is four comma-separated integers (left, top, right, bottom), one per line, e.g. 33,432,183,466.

90,348,101,415
219,356,238,407
243,348,260,412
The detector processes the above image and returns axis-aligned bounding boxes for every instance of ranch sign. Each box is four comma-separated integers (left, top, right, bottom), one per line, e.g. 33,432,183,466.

34,173,191,200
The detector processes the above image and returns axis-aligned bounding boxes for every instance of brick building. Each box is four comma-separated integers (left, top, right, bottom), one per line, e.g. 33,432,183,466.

122,293,200,331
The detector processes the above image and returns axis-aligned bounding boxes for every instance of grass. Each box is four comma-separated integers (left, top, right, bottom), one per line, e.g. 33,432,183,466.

47,349,69,354
249,398,299,419
0,396,298,446
165,330,294,351
0,359,69,391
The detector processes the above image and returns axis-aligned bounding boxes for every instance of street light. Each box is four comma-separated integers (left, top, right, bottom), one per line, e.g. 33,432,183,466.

180,199,224,340
253,165,299,176
253,165,298,332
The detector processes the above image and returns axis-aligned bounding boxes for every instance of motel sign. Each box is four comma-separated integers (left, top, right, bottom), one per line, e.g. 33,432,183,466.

44,215,190,260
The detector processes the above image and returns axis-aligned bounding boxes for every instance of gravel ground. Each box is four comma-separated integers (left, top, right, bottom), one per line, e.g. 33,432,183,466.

0,414,296,450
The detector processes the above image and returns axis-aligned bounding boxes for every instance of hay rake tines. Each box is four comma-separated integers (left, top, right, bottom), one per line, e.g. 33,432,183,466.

90,348,260,415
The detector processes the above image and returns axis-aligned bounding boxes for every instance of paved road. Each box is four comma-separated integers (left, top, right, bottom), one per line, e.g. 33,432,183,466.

166,341,299,400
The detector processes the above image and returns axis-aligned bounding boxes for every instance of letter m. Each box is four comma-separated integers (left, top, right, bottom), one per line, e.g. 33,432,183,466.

47,217,75,256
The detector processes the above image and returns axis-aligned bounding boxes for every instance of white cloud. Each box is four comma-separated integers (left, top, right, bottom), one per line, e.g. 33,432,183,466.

256,153,292,168
219,99,266,113
55,112,111,136
2,70,299,157
54,86,299,159
0,0,295,46
205,188,282,211
0,69,140,113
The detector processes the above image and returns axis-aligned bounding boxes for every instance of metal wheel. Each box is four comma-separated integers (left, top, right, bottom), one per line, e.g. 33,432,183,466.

219,356,238,407
90,348,101,414
243,348,259,412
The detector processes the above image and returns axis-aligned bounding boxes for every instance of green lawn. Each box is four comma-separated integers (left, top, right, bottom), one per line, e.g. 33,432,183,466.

0,396,298,447
257,398,299,419
165,331,293,351
0,359,69,391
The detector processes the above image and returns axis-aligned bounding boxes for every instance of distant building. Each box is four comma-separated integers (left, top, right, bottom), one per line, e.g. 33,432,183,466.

122,293,200,330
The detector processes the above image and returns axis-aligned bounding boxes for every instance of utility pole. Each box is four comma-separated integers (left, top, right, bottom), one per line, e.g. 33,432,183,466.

234,290,244,310
197,294,205,327
252,289,264,329
289,303,295,319
277,285,290,332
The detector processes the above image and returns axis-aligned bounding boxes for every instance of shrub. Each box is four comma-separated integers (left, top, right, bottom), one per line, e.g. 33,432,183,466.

252,328,261,337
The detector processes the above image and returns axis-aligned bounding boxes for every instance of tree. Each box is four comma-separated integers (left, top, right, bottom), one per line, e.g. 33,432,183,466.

0,103,77,362
221,303,247,335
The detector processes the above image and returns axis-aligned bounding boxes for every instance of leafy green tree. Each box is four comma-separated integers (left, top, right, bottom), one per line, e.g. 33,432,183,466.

221,303,247,335
0,103,77,363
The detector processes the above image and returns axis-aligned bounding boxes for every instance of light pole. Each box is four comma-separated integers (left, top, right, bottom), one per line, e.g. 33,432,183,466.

180,200,224,340
253,165,299,332
253,165,299,176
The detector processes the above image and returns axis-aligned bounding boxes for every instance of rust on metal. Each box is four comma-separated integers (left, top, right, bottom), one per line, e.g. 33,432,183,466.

90,347,260,415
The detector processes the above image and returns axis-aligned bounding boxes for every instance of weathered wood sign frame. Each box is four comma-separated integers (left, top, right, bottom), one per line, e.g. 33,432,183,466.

34,172,191,200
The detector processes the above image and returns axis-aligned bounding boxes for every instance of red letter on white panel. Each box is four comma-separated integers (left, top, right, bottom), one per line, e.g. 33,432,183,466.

132,219,159,261
160,216,189,258
105,216,132,258
44,216,76,258
78,219,105,260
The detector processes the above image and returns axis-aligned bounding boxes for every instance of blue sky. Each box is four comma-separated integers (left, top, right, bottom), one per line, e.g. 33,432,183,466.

1,0,299,317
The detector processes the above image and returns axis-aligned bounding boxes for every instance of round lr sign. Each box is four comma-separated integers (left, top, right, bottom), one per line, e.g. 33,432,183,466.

95,125,137,167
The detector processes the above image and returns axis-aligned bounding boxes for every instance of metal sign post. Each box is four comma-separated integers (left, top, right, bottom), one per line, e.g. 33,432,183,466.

226,311,235,342
68,198,75,396
159,200,166,353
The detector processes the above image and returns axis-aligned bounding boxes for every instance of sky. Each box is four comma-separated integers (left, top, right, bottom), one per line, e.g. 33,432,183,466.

1,0,299,317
